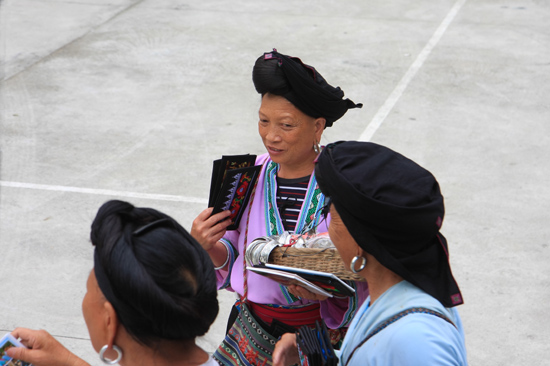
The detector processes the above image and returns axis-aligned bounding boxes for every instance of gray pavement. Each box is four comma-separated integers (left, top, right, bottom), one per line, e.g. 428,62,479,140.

1,0,549,365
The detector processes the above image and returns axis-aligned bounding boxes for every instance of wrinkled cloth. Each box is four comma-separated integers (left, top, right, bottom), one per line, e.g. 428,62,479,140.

315,141,463,307
256,49,362,127
338,281,467,366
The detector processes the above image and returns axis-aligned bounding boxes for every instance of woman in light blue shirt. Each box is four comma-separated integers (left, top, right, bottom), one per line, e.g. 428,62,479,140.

274,141,467,366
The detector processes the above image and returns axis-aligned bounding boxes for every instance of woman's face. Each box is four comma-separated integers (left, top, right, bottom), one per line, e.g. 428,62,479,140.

258,93,325,178
82,270,106,353
328,205,360,272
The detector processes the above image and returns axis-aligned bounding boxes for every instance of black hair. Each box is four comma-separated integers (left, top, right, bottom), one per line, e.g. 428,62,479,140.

252,55,294,98
90,200,219,345
252,50,362,127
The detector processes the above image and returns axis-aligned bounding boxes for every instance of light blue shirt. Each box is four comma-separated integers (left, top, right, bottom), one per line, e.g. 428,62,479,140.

337,281,467,365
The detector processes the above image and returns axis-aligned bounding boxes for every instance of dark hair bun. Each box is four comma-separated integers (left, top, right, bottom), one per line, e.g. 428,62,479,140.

91,200,219,345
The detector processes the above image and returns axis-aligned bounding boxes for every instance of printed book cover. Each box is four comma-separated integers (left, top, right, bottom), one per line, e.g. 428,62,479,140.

209,155,261,230
246,266,333,298
208,154,257,208
296,321,337,366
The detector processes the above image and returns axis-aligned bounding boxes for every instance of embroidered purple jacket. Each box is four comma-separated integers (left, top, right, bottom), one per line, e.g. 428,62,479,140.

216,153,369,328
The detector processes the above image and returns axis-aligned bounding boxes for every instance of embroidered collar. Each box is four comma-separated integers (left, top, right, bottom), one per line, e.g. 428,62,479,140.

263,161,325,235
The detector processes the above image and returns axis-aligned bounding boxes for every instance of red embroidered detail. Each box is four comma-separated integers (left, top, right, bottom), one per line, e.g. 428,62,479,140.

237,181,249,195
245,348,259,364
238,335,249,351
230,202,241,216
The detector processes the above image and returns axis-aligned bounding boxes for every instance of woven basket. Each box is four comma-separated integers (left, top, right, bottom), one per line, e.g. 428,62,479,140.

268,247,365,282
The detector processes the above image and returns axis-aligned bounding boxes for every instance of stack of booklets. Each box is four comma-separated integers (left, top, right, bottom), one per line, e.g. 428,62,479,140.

296,321,338,366
247,263,355,298
208,154,261,230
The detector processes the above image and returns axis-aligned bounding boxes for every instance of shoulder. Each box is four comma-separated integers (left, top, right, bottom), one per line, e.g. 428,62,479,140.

255,153,271,165
379,313,466,365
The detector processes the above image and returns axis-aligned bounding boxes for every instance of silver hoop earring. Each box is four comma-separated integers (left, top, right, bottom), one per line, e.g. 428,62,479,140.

99,345,122,365
313,141,321,154
350,255,367,274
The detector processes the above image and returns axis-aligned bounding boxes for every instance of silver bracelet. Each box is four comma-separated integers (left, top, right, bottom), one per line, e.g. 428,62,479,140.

214,245,230,270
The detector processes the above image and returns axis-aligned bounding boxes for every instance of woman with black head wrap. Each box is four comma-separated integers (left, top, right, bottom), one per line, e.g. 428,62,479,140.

7,200,219,366
191,50,367,366
273,141,467,366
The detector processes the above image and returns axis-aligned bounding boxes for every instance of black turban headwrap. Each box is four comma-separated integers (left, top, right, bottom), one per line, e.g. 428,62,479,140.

253,49,362,127
315,141,463,308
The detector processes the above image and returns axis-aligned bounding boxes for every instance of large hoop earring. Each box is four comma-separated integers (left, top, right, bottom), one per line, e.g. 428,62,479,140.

313,141,321,154
99,345,122,365
350,255,367,274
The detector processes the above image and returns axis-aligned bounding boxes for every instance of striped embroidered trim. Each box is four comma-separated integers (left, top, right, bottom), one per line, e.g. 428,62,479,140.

264,161,325,235
295,177,324,234
339,281,359,327
265,162,283,235
280,283,300,304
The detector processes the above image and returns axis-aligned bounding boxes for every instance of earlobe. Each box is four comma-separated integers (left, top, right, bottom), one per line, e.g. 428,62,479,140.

99,301,124,364
103,301,119,346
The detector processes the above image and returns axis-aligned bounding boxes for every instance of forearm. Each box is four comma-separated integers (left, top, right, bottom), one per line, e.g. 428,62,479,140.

207,241,230,270
65,353,90,366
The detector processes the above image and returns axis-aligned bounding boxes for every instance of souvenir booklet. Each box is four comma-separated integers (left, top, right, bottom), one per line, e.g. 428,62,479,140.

209,154,260,230
263,263,355,297
296,321,337,366
208,154,257,207
0,333,30,366
246,266,333,298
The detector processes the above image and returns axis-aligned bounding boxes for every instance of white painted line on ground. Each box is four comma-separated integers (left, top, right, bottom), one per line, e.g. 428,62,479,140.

2,0,467,202
0,181,208,204
359,0,467,142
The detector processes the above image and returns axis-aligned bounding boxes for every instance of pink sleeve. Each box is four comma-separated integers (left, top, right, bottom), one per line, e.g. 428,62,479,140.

215,229,241,291
321,281,369,329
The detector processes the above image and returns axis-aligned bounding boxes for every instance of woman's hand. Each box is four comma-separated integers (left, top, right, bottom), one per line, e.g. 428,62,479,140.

6,328,90,366
272,332,299,366
191,208,232,251
288,285,330,301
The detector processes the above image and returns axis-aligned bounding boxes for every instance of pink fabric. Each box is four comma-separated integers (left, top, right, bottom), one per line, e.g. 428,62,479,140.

216,153,369,328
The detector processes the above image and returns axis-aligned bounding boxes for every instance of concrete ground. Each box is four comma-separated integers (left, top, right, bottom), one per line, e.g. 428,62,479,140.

1,0,548,365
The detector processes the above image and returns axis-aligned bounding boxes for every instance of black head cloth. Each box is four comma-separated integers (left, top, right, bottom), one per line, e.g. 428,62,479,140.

253,49,362,127
315,141,463,307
